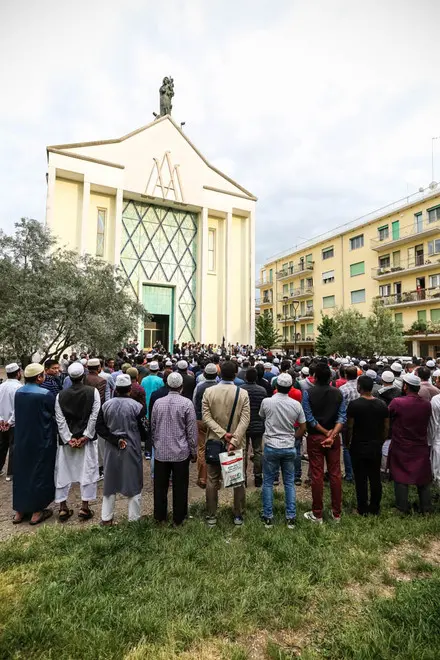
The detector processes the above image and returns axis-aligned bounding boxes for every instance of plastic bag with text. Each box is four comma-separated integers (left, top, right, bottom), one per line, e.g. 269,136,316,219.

219,449,245,488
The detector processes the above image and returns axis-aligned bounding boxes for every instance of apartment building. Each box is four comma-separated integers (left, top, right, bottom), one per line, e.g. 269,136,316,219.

257,183,440,357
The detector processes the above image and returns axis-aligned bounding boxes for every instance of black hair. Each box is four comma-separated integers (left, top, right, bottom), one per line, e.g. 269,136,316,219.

44,359,58,369
358,375,373,393
281,360,291,372
7,368,20,379
314,363,331,385
405,382,420,394
116,385,131,396
417,366,431,382
245,367,257,383
345,365,358,381
205,370,217,381
277,384,291,394
255,364,264,379
220,361,236,381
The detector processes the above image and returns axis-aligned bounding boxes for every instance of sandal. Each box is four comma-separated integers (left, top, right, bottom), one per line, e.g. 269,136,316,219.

29,509,53,526
100,519,114,526
58,508,74,522
78,508,94,521
12,513,27,525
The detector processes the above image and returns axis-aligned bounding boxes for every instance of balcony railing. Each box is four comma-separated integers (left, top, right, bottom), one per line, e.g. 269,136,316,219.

256,279,273,288
372,254,440,279
276,261,314,280
259,295,273,305
277,287,314,302
370,216,440,250
298,309,314,319
278,310,314,323
297,334,315,343
379,287,440,307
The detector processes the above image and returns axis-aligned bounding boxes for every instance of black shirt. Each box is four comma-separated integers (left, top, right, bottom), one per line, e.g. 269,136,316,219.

347,397,389,457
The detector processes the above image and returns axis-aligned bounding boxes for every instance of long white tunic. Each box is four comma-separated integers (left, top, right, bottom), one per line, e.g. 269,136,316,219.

427,392,440,484
55,389,100,488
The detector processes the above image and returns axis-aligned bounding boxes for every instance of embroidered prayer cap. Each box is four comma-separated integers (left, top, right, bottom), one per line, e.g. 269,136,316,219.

426,360,436,368
381,371,395,383
87,358,100,367
301,366,309,375
402,372,421,387
263,363,272,369
115,374,131,388
390,362,403,372
24,363,44,378
277,373,292,388
167,372,183,388
165,359,173,367
204,363,218,375
5,362,20,374
149,361,159,371
365,369,377,379
177,360,188,370
68,363,84,378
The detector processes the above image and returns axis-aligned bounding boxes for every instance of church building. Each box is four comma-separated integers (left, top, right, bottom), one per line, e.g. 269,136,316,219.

45,87,256,351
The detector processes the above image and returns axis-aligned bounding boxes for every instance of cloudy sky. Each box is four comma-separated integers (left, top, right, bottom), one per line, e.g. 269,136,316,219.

1,0,440,268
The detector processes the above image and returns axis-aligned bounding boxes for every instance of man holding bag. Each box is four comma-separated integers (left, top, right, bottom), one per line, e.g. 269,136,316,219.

202,361,250,527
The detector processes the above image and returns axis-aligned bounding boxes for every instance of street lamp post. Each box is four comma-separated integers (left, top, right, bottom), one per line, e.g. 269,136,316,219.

283,295,288,355
292,300,300,358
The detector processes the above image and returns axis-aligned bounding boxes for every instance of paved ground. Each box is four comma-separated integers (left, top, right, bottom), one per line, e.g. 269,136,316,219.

0,458,312,541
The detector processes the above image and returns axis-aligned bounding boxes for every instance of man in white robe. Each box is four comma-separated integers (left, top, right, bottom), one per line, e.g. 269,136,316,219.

54,362,100,521
428,370,440,486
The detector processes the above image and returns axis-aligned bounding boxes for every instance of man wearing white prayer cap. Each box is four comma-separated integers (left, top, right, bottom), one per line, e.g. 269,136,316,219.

0,362,23,481
388,372,432,515
54,362,101,521
428,371,440,485
96,372,147,525
177,359,196,400
390,362,404,390
150,371,197,525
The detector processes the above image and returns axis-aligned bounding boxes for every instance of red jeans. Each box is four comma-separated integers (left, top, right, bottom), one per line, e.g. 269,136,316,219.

307,433,342,518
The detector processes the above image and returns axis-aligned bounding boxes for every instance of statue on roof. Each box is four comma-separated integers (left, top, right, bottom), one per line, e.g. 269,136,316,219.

159,76,174,116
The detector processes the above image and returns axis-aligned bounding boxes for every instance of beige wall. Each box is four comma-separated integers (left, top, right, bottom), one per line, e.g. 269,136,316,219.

88,192,116,263
204,215,225,343
229,214,250,344
53,178,82,250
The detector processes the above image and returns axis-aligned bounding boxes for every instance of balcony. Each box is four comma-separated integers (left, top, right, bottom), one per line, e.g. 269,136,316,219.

298,309,314,320
276,261,314,281
372,254,440,280
256,279,273,288
258,295,274,306
378,287,440,308
371,216,440,251
277,287,314,302
297,334,315,344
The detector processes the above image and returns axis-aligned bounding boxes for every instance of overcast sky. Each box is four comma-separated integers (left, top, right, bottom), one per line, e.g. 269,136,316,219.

1,0,440,269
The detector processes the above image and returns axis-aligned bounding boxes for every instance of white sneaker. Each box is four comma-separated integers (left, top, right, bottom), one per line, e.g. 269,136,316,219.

5,476,11,482
304,511,323,524
331,512,341,523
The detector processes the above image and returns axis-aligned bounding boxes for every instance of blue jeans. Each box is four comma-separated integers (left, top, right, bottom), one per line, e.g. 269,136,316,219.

343,446,353,480
294,437,302,480
262,445,296,519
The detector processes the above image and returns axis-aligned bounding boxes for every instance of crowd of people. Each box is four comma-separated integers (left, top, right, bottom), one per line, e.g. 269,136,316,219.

1,343,440,528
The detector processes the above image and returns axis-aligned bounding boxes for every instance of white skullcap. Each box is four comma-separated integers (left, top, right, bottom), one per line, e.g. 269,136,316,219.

366,369,377,379
273,357,280,364
149,361,159,371
359,361,367,367
402,372,421,387
5,362,20,374
167,372,183,388
116,374,131,387
68,363,84,378
383,358,389,363
264,363,272,369
146,353,153,359
80,358,88,366
341,358,349,365
376,361,383,366
381,371,395,383
237,356,243,363
277,373,293,388
165,359,173,367
177,360,188,370
391,362,403,372
433,370,440,378
426,360,436,368
204,363,218,375
87,358,100,367
335,358,342,364
24,363,44,378
301,366,310,375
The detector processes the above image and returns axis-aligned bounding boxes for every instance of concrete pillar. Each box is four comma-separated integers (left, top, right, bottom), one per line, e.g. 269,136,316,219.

412,338,421,357
113,188,123,265
45,165,56,230
224,211,232,343
249,210,256,346
199,207,209,343
80,181,90,255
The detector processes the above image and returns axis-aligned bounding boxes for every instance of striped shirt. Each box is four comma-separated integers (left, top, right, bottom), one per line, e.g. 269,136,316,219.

151,391,197,462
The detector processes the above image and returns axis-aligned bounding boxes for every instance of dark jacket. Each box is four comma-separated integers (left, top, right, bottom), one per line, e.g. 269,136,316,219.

257,377,272,397
239,382,268,435
57,382,96,439
194,380,217,420
84,371,107,404
180,372,196,400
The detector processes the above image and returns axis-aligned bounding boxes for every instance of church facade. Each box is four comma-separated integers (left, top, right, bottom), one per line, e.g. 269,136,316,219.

45,114,256,350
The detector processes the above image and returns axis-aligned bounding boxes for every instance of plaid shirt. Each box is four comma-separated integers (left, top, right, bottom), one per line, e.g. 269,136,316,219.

151,391,197,462
339,379,360,405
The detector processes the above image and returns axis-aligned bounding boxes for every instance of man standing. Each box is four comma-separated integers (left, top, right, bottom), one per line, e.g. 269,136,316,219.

259,373,306,528
54,362,100,521
202,361,250,526
302,363,346,523
40,359,62,397
428,370,440,486
346,375,389,516
97,374,146,524
389,373,432,514
151,372,197,526
13,363,57,525
177,360,196,400
126,367,146,415
141,361,163,412
0,363,23,481
240,367,268,488
417,366,439,402
339,365,359,483
193,363,218,489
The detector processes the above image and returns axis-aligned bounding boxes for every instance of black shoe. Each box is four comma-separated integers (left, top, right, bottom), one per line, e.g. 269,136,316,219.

273,480,280,487
263,517,273,529
234,515,244,526
254,475,263,488
343,476,353,483
286,518,296,530
294,478,302,486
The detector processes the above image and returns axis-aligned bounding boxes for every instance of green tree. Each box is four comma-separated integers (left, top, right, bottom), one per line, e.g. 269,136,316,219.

315,314,336,355
327,307,369,356
364,299,405,356
255,311,282,349
0,218,147,365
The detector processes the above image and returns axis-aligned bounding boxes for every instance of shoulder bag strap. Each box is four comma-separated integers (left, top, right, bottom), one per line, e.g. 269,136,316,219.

226,386,240,434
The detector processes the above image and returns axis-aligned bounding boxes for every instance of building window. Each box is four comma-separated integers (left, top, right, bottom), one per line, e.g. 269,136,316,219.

431,309,440,322
96,208,106,257
393,251,401,267
323,295,335,309
283,284,288,295
306,277,313,288
378,225,389,241
306,323,314,334
269,269,273,282
379,284,391,297
306,299,313,310
322,270,335,284
428,239,440,255
208,228,216,272
429,274,440,288
262,270,267,283
322,246,334,260
350,261,365,277
394,312,403,325
378,254,391,269
349,234,364,250
351,289,366,304
428,206,440,223
414,212,423,233
418,310,427,322
306,253,313,264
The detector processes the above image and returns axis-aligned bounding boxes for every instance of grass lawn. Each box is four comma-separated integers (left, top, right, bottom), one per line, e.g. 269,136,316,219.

1,484,440,659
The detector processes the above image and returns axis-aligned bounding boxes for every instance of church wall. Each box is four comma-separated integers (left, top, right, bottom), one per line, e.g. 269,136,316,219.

88,192,116,263
53,178,81,250
229,215,250,344
205,216,225,344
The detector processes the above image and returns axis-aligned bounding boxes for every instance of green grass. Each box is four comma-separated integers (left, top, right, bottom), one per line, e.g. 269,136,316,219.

0,484,439,659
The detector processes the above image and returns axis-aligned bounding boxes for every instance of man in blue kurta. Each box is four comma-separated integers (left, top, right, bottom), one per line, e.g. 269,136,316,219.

12,363,57,525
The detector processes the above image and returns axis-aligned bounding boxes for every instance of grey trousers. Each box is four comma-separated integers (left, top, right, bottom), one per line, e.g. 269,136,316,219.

394,481,432,514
